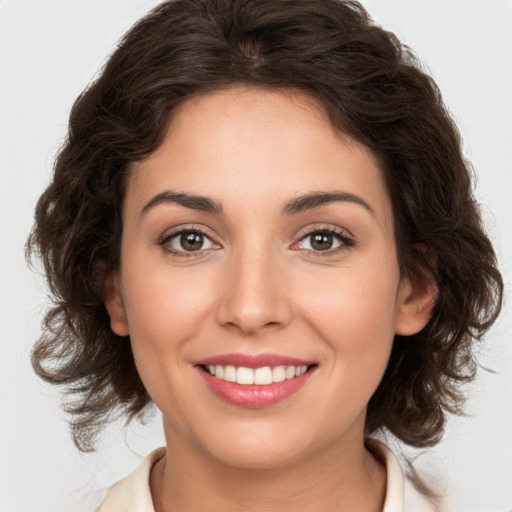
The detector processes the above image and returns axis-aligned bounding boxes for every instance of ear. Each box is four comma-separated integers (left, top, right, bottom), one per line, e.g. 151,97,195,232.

104,269,130,337
394,270,438,336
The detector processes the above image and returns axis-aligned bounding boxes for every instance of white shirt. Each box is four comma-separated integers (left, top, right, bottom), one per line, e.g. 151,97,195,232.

98,441,437,511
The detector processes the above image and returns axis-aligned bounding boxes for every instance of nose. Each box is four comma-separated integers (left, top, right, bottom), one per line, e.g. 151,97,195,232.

216,247,293,336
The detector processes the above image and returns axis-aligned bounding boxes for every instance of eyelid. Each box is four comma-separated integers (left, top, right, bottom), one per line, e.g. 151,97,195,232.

156,223,355,257
291,225,356,253
295,223,355,240
158,225,222,256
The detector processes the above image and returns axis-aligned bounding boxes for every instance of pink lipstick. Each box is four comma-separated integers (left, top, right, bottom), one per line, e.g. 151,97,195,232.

195,353,317,408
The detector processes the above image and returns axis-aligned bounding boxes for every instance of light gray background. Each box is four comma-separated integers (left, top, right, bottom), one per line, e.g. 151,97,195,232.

1,1,511,511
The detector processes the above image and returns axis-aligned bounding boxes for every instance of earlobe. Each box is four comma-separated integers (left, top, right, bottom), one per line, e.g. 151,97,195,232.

104,270,130,337
394,273,438,336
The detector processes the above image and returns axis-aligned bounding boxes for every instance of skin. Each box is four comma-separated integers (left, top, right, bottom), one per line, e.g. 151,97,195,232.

105,87,435,512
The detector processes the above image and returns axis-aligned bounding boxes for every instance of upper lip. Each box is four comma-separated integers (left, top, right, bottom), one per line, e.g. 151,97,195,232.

196,353,316,369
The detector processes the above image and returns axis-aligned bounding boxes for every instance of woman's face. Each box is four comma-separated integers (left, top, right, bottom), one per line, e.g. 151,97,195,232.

106,87,428,468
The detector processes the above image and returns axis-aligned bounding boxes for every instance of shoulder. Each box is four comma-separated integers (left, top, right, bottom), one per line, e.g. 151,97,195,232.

97,447,165,512
368,439,438,512
98,442,438,512
404,478,438,512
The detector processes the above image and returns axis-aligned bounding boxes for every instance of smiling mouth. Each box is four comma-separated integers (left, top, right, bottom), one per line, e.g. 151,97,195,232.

200,364,315,385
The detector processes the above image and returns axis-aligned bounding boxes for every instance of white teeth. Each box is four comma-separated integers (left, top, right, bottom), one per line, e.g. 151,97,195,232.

254,367,273,385
272,366,286,382
237,366,254,385
286,366,296,379
224,365,237,382
206,364,309,385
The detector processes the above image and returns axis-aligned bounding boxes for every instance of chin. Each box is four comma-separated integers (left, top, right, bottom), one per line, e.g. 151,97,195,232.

196,423,312,470
211,446,305,470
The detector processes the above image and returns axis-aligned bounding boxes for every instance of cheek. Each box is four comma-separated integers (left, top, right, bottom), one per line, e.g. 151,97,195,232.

295,258,399,372
123,259,213,338
119,259,217,393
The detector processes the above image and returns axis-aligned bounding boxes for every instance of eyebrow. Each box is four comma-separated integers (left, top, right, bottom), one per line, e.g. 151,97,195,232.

281,191,375,217
140,190,374,218
141,191,224,216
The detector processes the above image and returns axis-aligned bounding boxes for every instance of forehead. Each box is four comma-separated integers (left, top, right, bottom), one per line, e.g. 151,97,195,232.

128,86,392,226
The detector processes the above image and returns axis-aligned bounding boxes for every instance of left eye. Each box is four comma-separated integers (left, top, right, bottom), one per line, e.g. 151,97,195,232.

297,231,346,251
164,230,216,253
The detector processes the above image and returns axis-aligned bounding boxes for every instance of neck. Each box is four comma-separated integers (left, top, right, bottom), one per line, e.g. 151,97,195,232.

151,424,386,512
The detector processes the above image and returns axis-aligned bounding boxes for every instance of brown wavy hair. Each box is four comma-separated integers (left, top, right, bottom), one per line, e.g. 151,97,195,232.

27,0,503,452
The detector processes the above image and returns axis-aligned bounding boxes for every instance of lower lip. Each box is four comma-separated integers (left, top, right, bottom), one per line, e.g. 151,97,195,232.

197,367,315,408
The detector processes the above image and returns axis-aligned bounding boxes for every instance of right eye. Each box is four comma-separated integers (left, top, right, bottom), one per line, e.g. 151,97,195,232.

160,229,218,256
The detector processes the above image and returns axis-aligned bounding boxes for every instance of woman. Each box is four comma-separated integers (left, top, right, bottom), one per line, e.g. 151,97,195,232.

27,1,503,510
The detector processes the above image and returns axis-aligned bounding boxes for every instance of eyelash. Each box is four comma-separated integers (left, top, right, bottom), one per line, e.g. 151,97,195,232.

158,226,355,258
294,227,356,256
158,227,218,258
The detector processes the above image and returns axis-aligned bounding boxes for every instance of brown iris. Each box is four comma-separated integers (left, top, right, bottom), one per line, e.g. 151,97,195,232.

310,232,334,251
180,231,204,251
